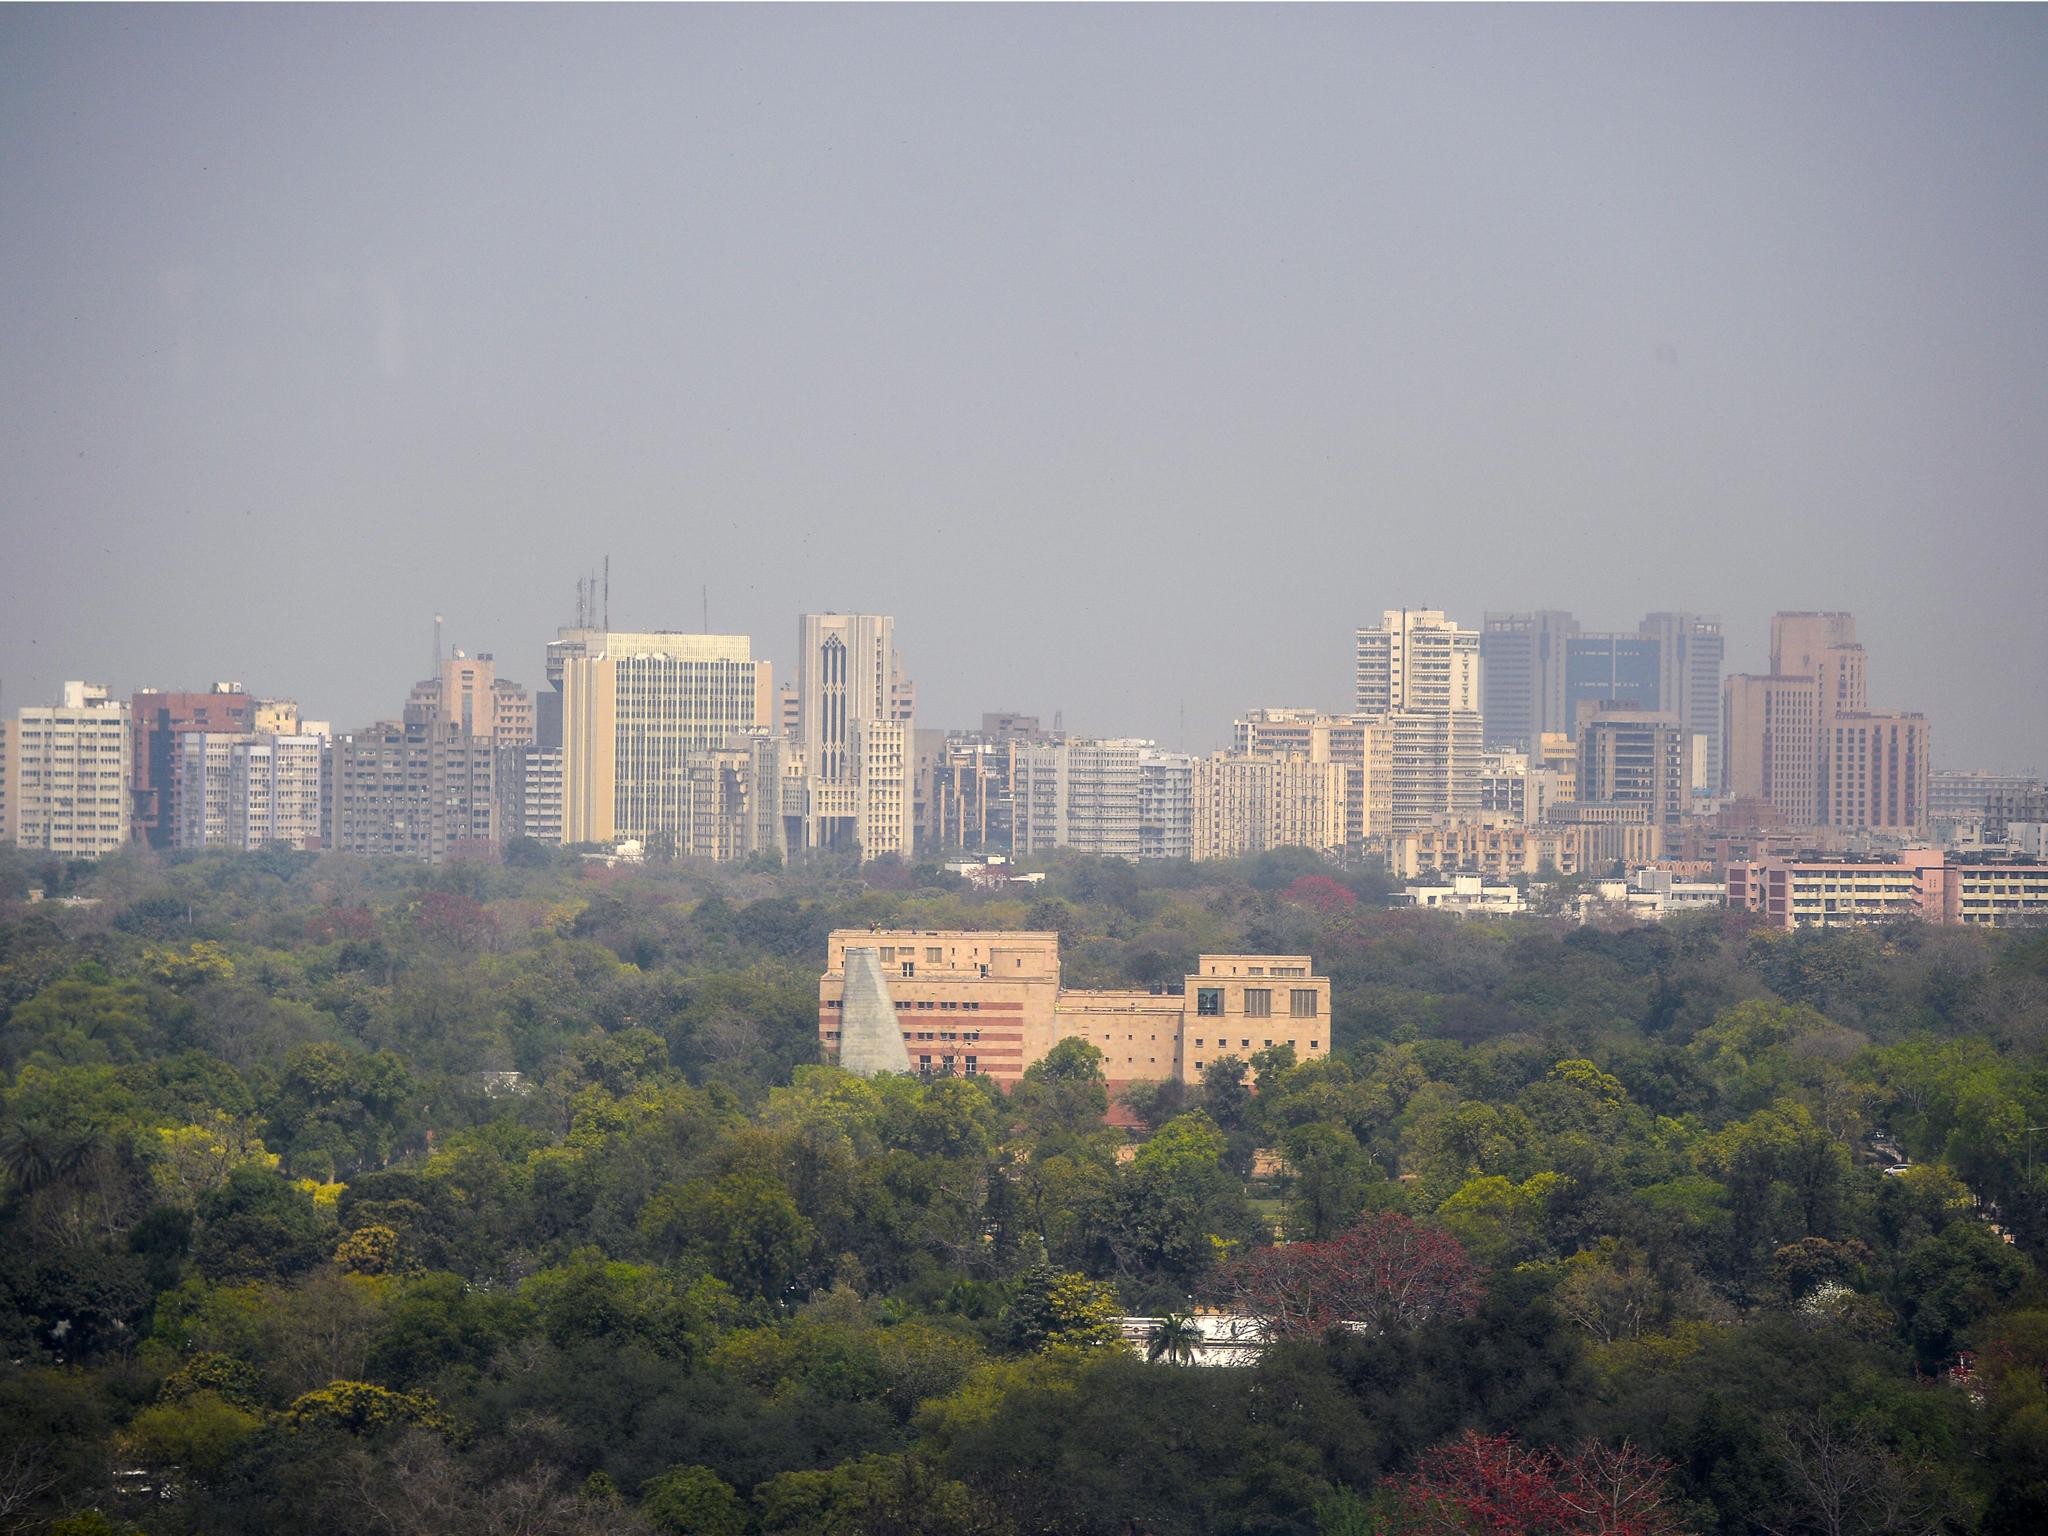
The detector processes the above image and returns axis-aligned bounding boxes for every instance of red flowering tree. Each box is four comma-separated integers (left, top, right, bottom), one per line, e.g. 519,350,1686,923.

1384,1432,1688,1536
1217,1211,1481,1339
1284,874,1359,914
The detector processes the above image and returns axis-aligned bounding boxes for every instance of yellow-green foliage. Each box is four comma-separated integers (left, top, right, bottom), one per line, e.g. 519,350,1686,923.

333,1222,401,1275
282,1379,449,1436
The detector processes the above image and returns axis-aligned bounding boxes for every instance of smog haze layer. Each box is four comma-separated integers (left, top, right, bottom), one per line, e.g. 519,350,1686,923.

2,6,2044,765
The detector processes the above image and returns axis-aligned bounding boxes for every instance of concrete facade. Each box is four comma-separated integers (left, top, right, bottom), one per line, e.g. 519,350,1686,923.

1189,753,1348,862
5,683,131,858
171,732,325,850
559,632,773,846
330,722,497,862
1355,608,1479,717
817,931,1331,1093
792,614,911,859
129,685,254,848
1577,708,1699,830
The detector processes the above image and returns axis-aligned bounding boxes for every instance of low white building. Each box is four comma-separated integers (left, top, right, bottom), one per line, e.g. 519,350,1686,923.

1399,872,1525,916
1118,1313,1271,1367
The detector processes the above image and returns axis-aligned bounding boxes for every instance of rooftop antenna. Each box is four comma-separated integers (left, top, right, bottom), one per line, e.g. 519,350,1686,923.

603,554,611,631
434,613,444,672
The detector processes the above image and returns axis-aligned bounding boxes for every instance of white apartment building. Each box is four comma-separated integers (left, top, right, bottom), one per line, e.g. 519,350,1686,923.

1011,738,1147,859
1354,608,1480,718
1139,751,1195,861
1190,753,1348,862
171,732,325,851
2,682,131,858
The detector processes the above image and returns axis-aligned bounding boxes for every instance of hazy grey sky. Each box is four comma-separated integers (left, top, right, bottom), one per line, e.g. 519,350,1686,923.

4,6,2045,765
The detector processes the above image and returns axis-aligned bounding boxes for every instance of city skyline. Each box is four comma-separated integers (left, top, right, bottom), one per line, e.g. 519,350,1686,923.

4,7,2046,766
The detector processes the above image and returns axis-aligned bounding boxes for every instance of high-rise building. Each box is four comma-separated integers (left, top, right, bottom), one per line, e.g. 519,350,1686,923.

496,744,565,845
559,631,773,846
792,614,910,859
1011,738,1145,858
1189,753,1348,862
1234,708,1386,849
1381,709,1485,835
1824,711,1930,835
330,721,497,862
129,684,254,848
1771,612,1866,719
1640,613,1725,794
914,731,1009,853
1722,673,1823,826
1563,632,1663,732
1354,608,1479,717
1482,611,1724,771
406,652,533,746
1577,709,1698,830
1139,750,1195,861
1480,611,1575,750
4,683,132,858
1930,770,2043,824
1723,612,1926,835
170,732,325,851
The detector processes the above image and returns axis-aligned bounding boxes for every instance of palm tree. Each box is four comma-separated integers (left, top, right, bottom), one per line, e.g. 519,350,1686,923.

0,1122,63,1196
1146,1312,1203,1367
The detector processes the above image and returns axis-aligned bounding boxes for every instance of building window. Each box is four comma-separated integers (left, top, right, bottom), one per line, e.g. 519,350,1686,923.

1197,988,1222,1016
901,962,915,978
1244,988,1271,1018
1290,989,1318,1018
927,947,943,964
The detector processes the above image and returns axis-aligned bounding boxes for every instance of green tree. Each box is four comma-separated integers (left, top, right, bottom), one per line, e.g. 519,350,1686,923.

1000,1265,1122,1354
193,1165,328,1282
641,1463,745,1536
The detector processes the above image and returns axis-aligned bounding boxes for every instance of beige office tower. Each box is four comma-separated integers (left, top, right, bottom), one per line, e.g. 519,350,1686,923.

1771,612,1867,719
3,682,131,858
1724,612,1923,832
793,614,910,859
1825,711,1931,835
1723,673,1823,825
1354,608,1480,717
405,652,534,745
560,632,773,845
1234,708,1387,848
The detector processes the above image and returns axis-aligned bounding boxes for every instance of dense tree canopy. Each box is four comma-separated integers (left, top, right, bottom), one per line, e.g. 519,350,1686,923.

3,841,2047,1534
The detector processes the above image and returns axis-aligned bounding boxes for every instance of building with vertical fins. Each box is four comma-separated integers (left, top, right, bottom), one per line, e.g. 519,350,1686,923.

559,631,774,846
792,613,910,859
